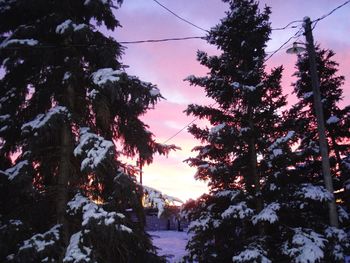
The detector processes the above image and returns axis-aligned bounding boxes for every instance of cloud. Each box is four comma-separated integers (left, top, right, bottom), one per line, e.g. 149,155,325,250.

111,0,350,201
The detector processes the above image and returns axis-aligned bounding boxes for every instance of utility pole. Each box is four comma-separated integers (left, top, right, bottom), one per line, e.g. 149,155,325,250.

303,17,339,228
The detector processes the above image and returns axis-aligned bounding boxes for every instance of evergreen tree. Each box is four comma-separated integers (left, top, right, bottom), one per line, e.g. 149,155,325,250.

182,1,350,262
288,47,350,210
183,0,285,261
0,0,174,262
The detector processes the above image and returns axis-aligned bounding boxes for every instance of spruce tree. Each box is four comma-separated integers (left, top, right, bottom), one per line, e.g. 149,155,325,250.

183,0,286,261
182,1,350,262
288,47,350,211
0,0,173,262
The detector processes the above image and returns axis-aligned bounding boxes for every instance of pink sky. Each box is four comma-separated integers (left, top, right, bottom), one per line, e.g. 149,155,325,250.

112,0,350,201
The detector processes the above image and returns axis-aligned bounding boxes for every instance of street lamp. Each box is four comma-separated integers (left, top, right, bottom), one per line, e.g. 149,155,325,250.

286,42,306,54
286,17,339,228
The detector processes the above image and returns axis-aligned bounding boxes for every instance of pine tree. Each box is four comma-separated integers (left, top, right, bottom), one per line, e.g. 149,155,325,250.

183,0,287,261
0,0,174,262
182,1,350,262
288,46,350,211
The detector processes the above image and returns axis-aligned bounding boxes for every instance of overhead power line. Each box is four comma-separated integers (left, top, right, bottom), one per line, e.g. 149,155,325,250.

271,20,303,31
120,36,204,44
159,0,350,144
162,103,217,144
264,27,304,62
0,36,205,50
313,0,350,23
152,0,209,33
163,117,199,144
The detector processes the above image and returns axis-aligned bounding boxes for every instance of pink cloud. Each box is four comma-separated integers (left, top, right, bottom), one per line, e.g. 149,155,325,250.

110,0,350,201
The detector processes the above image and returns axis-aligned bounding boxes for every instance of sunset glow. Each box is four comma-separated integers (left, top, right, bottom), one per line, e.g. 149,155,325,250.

114,0,350,201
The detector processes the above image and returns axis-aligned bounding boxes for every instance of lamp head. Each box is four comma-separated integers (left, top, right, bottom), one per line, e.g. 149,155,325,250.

286,42,306,55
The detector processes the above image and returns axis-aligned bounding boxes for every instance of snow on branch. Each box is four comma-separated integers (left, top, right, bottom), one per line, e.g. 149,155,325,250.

66,193,130,233
296,184,333,202
209,123,226,135
268,131,295,150
221,201,253,219
188,212,221,231
324,227,349,261
21,106,69,133
214,189,240,201
282,228,326,263
143,185,183,218
252,202,280,225
232,245,271,263
19,225,61,253
55,19,87,34
73,128,114,172
66,193,90,215
0,38,38,48
337,206,349,223
82,202,131,233
91,68,122,86
326,116,339,125
1,160,29,181
0,0,15,13
231,81,262,92
63,231,92,263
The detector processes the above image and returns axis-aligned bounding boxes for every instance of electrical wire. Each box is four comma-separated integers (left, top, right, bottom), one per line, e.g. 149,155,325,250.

271,20,303,31
1,2,349,145
162,117,199,144
162,103,217,144
264,27,304,62
151,0,209,33
120,36,205,44
313,0,350,23
161,1,350,144
0,36,205,50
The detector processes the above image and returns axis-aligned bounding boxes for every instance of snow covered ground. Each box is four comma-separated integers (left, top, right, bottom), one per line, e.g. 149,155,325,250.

148,230,189,263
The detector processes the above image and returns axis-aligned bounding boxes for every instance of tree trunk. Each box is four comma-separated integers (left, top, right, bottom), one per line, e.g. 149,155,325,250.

247,105,262,213
57,123,71,243
57,84,74,251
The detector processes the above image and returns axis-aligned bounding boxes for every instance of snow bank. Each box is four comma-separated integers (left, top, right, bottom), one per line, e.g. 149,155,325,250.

148,230,189,263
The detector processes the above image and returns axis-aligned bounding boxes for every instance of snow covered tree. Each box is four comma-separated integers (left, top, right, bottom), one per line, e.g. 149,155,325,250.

182,1,350,262
288,47,350,210
183,0,286,261
0,0,174,262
